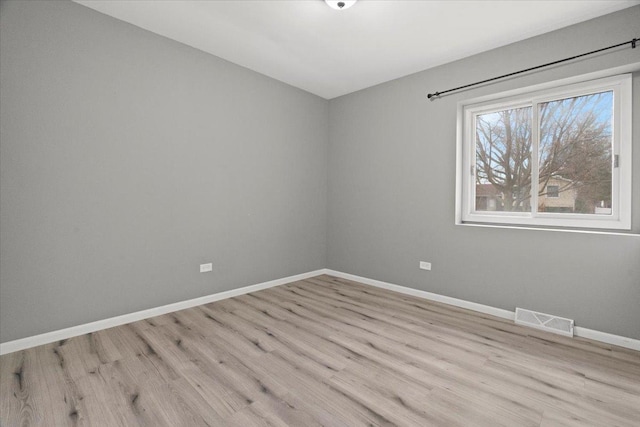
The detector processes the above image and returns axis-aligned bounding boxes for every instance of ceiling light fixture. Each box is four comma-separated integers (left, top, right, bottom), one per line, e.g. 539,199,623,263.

325,0,357,10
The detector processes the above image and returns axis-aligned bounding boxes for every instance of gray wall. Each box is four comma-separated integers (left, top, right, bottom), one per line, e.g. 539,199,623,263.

328,6,640,340
0,0,328,342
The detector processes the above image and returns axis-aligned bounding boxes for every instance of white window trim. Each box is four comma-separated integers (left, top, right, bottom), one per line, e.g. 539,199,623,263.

455,72,632,231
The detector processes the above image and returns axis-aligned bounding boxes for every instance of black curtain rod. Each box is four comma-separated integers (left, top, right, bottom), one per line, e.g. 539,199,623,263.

427,38,638,99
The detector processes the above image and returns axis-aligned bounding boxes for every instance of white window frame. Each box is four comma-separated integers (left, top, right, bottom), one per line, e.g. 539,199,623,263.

456,73,632,231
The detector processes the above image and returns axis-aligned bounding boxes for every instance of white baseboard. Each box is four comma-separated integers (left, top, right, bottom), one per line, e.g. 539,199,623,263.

324,270,515,321
574,326,640,351
3,268,638,354
0,269,325,355
324,269,640,352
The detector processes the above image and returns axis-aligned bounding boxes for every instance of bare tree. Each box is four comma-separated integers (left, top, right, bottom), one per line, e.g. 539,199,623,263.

475,92,612,213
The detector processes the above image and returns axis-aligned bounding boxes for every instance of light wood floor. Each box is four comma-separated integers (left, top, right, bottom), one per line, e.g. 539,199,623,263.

1,275,639,426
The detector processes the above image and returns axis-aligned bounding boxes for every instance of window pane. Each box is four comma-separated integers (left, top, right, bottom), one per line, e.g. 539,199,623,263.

537,91,613,215
475,107,532,212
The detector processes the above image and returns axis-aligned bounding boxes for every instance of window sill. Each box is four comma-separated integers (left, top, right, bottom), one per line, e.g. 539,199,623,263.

456,221,640,237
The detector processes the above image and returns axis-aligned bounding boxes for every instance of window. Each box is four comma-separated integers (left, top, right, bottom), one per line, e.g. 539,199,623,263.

457,74,632,231
546,185,559,198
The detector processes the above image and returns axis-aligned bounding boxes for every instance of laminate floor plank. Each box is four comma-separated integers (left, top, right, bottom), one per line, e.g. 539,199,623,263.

316,277,640,366
297,280,534,365
272,283,491,368
2,274,639,426
252,351,392,426
231,297,364,365
311,276,640,377
300,279,537,352
0,349,43,426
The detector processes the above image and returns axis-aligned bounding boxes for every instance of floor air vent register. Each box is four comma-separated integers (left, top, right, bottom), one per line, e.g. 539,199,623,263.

515,307,574,337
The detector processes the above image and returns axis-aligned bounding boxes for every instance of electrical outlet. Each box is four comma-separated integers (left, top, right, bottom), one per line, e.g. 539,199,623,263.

200,263,213,273
419,261,431,271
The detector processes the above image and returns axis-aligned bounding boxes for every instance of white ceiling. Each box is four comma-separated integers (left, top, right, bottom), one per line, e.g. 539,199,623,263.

74,0,639,99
